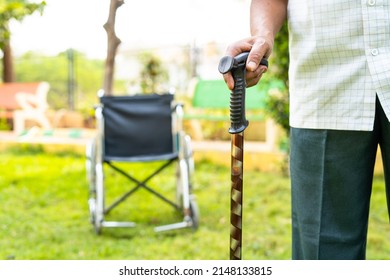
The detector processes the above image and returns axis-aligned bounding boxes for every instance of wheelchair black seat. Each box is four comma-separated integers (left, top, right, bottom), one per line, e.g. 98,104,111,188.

101,94,176,162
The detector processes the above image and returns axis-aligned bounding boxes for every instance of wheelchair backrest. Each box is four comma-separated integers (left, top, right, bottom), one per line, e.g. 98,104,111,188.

100,94,176,160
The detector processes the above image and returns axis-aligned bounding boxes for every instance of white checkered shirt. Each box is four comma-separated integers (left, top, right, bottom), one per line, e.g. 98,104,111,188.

287,0,390,130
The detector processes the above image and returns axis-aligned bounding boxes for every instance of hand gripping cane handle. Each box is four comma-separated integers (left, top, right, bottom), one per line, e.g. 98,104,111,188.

218,52,268,134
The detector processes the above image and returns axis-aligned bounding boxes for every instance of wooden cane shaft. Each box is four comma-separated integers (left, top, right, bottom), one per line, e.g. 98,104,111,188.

230,132,244,260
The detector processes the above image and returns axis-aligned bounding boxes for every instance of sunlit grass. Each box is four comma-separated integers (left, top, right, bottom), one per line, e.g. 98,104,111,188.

0,145,389,260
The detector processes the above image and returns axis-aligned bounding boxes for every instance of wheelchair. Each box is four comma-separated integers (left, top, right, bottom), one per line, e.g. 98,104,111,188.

86,91,199,234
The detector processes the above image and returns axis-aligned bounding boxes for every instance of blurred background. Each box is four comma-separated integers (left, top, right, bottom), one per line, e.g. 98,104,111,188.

1,0,389,260
8,0,252,111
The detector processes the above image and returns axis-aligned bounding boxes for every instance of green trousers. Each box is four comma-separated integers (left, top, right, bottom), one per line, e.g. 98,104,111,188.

290,99,390,259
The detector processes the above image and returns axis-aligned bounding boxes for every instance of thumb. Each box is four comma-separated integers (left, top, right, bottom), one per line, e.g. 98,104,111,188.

223,72,235,91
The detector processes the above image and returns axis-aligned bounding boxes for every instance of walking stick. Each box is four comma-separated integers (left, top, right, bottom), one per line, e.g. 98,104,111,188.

218,52,268,260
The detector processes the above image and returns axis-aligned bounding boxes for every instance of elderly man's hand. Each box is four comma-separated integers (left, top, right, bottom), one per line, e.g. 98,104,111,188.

222,35,272,91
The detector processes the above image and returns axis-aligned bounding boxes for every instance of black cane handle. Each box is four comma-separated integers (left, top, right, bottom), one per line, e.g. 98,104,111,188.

218,52,268,134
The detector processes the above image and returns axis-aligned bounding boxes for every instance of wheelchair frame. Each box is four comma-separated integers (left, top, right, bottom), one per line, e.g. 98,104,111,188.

86,92,199,234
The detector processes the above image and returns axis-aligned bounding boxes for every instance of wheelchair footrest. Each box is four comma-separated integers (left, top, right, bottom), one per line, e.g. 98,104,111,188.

154,218,193,232
102,221,136,228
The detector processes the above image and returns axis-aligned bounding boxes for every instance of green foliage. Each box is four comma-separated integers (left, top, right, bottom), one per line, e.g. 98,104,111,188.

269,22,289,87
0,147,389,259
264,22,290,136
137,52,169,94
14,51,104,110
0,0,46,48
0,114,10,130
265,87,290,135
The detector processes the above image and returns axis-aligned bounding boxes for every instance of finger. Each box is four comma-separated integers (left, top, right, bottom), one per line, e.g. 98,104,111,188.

225,41,253,58
245,64,267,87
222,41,253,90
246,75,260,88
246,38,272,72
247,72,265,88
223,73,235,91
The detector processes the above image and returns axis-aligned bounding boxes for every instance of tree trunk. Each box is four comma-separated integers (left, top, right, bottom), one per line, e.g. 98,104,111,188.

2,41,15,83
103,0,124,95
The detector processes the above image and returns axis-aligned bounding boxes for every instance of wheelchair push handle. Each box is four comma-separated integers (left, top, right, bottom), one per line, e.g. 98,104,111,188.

218,52,268,134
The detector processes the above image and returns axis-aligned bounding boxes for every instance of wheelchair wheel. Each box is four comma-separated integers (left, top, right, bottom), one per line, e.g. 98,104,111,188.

86,141,97,225
189,195,199,230
88,197,96,224
176,134,194,206
92,162,105,234
176,170,183,208
176,159,189,209
86,139,104,234
176,156,200,230
86,140,96,195
183,134,194,189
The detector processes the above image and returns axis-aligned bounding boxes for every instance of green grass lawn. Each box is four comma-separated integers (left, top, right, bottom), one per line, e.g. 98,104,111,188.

0,144,389,260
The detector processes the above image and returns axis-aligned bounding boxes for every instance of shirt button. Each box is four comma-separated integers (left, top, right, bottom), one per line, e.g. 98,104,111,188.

368,0,376,6
371,49,379,56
